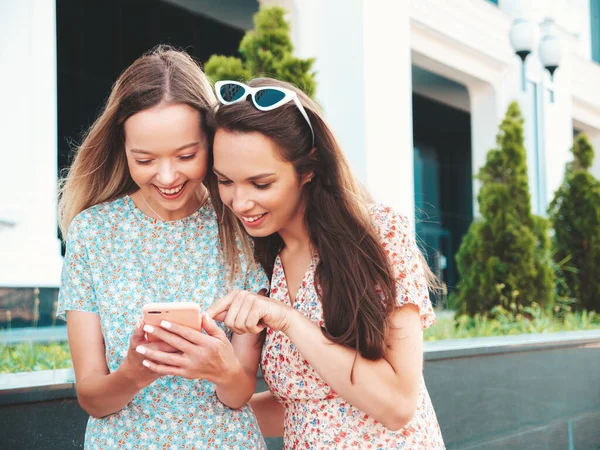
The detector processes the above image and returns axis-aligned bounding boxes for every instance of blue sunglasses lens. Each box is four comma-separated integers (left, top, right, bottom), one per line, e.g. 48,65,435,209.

254,89,286,108
220,84,246,102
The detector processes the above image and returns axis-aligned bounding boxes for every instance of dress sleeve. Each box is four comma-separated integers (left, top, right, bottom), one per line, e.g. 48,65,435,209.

241,258,270,295
370,204,436,329
231,238,270,294
56,213,98,320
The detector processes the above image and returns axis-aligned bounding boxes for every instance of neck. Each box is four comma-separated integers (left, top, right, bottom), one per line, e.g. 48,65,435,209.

278,206,312,256
133,187,206,221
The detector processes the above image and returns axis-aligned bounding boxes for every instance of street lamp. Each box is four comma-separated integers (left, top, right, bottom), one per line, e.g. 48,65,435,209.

509,18,536,92
539,18,562,103
539,19,562,79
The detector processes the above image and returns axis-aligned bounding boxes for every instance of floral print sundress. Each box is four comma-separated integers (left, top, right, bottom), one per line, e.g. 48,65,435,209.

58,196,268,449
261,204,445,449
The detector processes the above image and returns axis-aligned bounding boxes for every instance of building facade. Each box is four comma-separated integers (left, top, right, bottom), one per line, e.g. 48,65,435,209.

1,0,600,296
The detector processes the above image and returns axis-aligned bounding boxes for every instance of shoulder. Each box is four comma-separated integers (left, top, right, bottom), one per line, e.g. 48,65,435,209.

367,203,413,238
67,197,129,241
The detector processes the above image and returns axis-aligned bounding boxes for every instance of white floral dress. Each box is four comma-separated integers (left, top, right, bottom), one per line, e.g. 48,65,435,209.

261,204,445,449
58,196,268,450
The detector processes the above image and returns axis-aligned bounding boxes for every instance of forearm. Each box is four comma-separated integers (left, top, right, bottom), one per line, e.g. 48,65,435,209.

284,313,415,428
215,361,256,410
250,391,285,437
76,362,143,418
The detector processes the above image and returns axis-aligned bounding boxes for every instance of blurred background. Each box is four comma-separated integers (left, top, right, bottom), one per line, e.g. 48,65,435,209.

1,0,600,449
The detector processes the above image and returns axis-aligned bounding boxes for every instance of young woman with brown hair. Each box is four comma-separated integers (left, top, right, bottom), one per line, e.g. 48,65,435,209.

203,78,446,449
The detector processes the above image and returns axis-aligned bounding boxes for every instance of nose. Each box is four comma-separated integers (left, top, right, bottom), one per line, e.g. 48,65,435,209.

156,160,177,186
231,186,255,213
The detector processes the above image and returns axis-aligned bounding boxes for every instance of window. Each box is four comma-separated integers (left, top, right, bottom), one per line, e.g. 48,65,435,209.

592,0,600,63
524,81,548,215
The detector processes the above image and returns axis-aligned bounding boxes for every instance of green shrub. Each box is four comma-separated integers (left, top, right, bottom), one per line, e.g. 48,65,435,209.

451,101,554,315
205,6,317,97
548,134,600,311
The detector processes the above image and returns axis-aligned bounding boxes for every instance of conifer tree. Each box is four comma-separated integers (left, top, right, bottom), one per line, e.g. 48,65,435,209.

548,134,600,311
205,6,317,97
451,102,554,315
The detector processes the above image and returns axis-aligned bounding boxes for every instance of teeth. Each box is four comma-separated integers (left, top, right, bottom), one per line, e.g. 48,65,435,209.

242,213,265,223
158,184,184,195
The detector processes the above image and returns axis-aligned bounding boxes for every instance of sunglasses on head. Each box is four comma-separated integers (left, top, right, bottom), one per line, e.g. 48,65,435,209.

214,80,315,147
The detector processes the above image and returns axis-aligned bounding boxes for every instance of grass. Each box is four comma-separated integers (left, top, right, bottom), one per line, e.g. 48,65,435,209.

425,304,600,341
2,305,599,373
0,341,72,373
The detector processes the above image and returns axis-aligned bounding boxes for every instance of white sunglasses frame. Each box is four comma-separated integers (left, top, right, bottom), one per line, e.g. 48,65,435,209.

214,80,315,147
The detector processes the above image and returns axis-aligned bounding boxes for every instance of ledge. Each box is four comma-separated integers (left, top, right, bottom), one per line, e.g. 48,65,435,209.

2,329,600,406
424,329,600,360
0,325,67,345
0,368,76,406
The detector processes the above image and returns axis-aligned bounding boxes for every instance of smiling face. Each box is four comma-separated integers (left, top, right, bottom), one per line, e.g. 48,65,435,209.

124,102,208,220
213,129,310,238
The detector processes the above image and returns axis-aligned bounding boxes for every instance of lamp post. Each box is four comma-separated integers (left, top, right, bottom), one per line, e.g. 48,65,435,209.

509,18,535,92
539,18,562,103
509,16,561,102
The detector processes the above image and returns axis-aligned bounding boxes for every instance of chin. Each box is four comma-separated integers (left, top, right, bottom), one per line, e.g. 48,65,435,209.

242,228,272,238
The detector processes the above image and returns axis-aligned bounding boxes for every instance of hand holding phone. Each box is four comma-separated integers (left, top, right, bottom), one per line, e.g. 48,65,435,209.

142,302,202,342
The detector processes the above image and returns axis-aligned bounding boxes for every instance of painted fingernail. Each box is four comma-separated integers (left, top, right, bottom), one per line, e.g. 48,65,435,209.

135,345,146,355
204,313,213,322
160,320,172,329
136,319,142,329
142,360,150,368
143,324,154,333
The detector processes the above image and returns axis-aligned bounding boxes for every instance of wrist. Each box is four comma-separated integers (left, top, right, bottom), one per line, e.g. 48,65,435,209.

281,307,305,335
118,358,145,391
215,358,245,388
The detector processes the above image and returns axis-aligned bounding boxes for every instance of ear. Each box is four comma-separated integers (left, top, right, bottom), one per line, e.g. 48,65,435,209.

301,147,318,186
301,171,314,186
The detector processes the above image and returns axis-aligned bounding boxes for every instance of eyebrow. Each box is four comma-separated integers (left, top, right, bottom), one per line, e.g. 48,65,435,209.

128,142,200,154
213,168,276,181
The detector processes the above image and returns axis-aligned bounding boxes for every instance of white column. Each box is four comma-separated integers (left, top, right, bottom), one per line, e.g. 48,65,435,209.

540,40,575,212
468,83,502,218
276,0,367,183
362,0,414,221
0,0,62,287
264,0,414,219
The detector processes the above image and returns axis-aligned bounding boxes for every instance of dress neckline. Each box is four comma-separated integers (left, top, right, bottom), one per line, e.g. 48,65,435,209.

124,194,211,227
274,252,318,303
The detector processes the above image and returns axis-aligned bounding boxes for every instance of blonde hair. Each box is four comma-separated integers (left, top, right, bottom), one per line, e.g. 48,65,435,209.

58,45,216,236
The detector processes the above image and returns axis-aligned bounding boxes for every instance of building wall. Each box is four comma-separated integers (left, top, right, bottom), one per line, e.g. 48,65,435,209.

0,0,63,288
2,0,600,288
278,0,600,218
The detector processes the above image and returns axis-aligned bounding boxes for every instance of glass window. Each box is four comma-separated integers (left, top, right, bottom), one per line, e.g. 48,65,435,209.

592,0,600,63
524,81,547,215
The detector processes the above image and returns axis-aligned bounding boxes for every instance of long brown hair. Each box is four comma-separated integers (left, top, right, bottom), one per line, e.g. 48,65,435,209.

207,78,434,360
58,45,216,236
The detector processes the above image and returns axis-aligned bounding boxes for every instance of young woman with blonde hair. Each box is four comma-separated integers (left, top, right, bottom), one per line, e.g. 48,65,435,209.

58,47,267,449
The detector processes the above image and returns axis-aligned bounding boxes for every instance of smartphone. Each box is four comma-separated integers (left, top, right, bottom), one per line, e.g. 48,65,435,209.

142,302,203,343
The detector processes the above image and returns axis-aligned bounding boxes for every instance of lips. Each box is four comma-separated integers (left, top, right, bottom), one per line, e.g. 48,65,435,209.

241,213,267,223
153,181,188,200
240,212,268,228
155,182,185,195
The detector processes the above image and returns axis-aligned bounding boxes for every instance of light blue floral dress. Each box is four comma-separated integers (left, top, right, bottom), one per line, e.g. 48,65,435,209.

58,195,268,450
